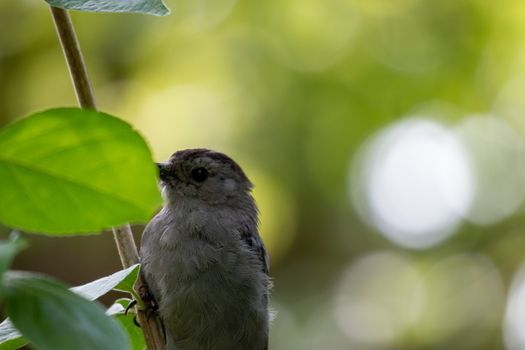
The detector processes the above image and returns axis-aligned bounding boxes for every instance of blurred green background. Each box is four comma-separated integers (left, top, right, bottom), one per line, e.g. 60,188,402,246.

3,0,525,349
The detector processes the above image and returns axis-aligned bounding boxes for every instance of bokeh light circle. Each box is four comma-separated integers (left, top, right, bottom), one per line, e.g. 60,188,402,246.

413,254,504,347
494,74,525,135
334,252,504,348
364,4,447,73
129,84,239,160
175,0,238,32
455,115,525,226
333,251,423,346
252,0,359,71
504,261,525,350
351,119,474,249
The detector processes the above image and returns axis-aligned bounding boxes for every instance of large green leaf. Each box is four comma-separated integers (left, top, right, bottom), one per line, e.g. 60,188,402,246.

0,108,162,234
4,272,129,350
0,265,141,349
46,0,170,16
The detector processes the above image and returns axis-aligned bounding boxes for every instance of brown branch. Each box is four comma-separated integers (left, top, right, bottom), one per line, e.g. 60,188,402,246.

49,6,165,350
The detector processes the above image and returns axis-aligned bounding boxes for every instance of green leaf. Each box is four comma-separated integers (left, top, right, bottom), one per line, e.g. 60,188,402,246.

71,264,140,299
106,298,134,316
4,272,129,350
46,0,170,16
0,234,27,297
115,265,142,293
116,309,147,350
108,299,146,350
0,265,141,349
0,320,26,350
0,107,162,234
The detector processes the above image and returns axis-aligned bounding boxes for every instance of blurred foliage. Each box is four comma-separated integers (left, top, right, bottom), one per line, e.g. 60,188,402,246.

2,0,525,349
0,238,142,350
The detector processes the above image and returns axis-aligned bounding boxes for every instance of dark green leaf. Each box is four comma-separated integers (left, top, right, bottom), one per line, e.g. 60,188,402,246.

46,0,170,16
0,108,162,234
4,272,129,350
0,265,140,349
0,233,27,298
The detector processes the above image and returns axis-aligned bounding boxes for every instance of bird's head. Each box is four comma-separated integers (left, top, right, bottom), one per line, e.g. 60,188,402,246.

157,149,254,208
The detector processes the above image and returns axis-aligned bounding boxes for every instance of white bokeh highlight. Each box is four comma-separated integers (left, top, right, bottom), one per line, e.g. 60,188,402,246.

333,252,504,348
415,253,505,346
351,119,474,249
333,252,423,346
455,115,525,226
505,262,525,350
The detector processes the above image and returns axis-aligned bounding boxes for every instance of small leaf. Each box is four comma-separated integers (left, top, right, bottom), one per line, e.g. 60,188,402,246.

0,234,27,297
4,272,129,350
71,264,140,299
46,0,170,16
0,108,162,234
0,319,26,350
106,298,133,316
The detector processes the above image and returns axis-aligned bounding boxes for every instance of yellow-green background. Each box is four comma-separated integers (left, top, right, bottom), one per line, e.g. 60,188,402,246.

2,0,525,349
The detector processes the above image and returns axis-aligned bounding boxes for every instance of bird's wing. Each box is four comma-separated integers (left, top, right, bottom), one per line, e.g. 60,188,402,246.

240,227,270,350
240,228,269,274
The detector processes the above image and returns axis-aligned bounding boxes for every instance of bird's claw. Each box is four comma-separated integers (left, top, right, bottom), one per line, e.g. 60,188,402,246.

125,299,138,316
139,285,159,314
125,285,159,327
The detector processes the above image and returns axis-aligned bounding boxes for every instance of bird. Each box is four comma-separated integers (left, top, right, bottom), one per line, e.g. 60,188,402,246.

140,148,270,350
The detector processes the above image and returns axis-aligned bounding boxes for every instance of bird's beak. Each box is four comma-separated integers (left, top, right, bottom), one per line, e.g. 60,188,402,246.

156,162,169,182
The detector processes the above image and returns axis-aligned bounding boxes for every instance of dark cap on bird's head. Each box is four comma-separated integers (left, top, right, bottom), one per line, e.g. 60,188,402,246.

156,149,254,205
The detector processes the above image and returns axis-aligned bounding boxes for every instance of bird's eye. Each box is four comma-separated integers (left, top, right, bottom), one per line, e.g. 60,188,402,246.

191,167,209,182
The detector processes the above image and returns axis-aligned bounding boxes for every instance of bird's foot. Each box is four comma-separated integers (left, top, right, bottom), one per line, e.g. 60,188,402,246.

138,285,159,317
125,285,159,327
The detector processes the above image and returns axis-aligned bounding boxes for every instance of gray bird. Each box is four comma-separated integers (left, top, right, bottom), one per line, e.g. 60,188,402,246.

140,149,270,350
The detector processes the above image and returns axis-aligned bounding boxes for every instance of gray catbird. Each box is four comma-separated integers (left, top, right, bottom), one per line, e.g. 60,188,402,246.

140,149,270,350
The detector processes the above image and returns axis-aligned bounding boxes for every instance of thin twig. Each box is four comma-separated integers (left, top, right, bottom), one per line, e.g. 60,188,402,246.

49,7,95,109
49,6,165,350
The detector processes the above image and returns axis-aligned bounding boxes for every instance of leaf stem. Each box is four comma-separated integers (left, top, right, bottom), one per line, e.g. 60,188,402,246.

49,6,165,350
49,7,95,109
129,288,146,310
